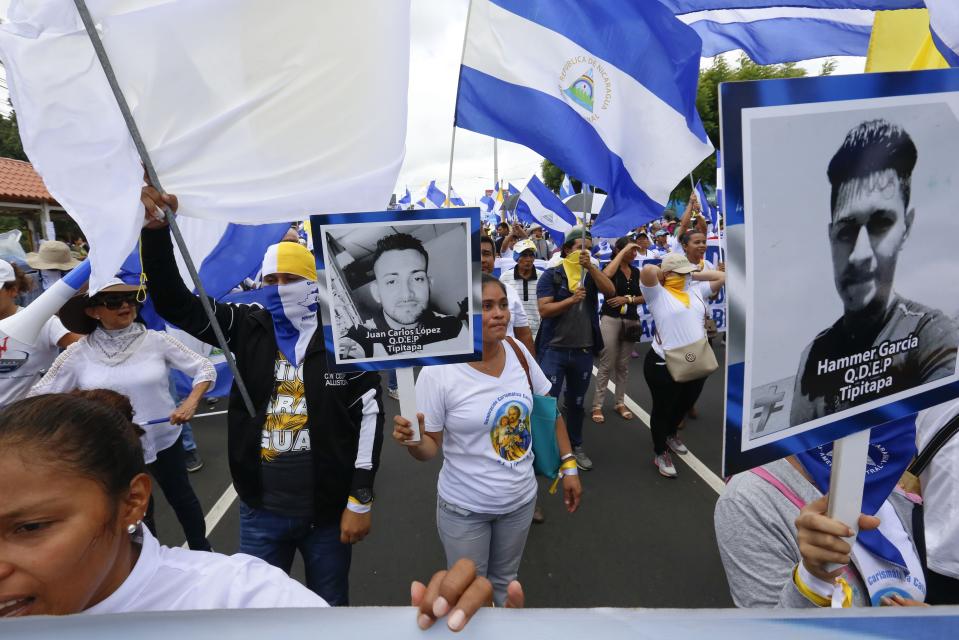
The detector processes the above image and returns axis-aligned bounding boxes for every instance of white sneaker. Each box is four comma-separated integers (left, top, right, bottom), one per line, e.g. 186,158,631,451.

654,452,678,478
667,435,688,455
387,388,399,400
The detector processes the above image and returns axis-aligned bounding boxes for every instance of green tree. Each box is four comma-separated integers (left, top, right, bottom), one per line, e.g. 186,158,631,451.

542,55,836,203
0,105,27,162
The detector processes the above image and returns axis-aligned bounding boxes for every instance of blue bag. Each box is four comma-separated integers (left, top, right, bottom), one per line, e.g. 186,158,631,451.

505,338,561,480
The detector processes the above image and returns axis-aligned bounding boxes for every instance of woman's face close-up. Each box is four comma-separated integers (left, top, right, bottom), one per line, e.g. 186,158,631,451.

685,233,707,263
85,294,138,331
481,282,510,343
0,449,135,617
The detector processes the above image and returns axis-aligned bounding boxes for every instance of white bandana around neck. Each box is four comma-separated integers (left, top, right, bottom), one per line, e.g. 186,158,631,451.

263,279,319,367
851,500,926,606
87,323,147,365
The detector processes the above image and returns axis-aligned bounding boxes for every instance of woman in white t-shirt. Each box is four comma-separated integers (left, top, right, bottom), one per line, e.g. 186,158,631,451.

31,279,216,551
0,392,504,631
0,260,80,407
639,254,724,478
392,274,583,605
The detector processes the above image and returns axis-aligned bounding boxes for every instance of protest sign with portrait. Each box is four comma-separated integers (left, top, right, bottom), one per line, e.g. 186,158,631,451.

311,208,481,372
722,69,959,475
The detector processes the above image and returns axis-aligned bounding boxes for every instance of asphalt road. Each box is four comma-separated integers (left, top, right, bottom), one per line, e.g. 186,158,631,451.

152,340,734,608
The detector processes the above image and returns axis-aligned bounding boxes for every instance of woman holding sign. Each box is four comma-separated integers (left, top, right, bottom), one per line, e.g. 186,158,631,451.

393,274,582,606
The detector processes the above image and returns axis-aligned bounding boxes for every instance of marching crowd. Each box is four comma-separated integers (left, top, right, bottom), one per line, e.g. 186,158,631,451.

1,179,958,630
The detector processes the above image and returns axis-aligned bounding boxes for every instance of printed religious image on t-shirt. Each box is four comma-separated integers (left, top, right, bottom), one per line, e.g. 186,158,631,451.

738,97,959,444
312,211,481,371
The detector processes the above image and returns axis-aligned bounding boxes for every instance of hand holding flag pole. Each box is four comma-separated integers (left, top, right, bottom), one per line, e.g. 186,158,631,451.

73,0,256,417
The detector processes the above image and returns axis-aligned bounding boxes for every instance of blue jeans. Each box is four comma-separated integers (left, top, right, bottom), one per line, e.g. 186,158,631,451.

238,502,352,605
537,347,594,447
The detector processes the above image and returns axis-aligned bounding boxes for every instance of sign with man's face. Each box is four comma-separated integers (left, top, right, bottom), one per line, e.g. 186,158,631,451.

312,208,482,372
721,69,959,475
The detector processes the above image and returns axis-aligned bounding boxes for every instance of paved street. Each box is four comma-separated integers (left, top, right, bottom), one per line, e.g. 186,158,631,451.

153,341,733,608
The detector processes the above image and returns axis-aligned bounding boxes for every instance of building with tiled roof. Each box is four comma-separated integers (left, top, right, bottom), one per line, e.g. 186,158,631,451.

0,157,74,252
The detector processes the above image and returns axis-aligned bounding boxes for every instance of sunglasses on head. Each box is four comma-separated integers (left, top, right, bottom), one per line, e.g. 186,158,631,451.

89,292,138,310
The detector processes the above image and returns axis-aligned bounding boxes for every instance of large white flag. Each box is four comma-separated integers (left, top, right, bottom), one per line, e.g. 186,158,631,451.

0,0,410,291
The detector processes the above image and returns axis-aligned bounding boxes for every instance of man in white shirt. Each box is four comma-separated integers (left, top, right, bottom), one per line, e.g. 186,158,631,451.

499,239,543,338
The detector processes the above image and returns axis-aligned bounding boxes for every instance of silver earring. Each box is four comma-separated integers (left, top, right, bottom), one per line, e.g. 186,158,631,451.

126,523,137,534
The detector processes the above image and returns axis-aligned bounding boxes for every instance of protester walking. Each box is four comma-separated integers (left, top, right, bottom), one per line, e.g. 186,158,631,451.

30,278,215,551
639,254,724,477
499,238,543,338
0,259,80,407
591,237,642,424
535,227,615,471
393,274,581,605
0,392,512,630
139,187,384,606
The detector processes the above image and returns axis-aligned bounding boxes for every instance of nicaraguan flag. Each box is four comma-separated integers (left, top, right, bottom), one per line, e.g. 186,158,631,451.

426,180,447,208
455,0,713,239
694,179,714,226
658,1,920,11
480,194,496,212
795,416,917,568
508,183,520,196
514,175,576,245
259,281,318,367
927,1,959,67
560,174,575,199
398,187,412,207
715,150,723,217
448,187,466,207
674,7,879,64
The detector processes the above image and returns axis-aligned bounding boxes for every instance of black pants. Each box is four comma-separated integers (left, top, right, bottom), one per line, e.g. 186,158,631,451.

643,350,706,455
147,434,211,551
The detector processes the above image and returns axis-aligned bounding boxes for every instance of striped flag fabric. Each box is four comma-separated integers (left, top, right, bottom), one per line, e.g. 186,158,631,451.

514,175,577,246
560,174,575,199
447,187,466,207
927,1,959,67
398,188,412,207
455,0,712,238
658,0,920,10
426,180,446,208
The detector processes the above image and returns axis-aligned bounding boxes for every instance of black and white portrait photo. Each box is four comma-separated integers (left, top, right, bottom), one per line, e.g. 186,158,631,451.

742,97,959,443
317,217,477,367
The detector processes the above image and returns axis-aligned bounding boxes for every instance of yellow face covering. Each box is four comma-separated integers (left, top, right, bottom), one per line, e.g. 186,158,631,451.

562,250,584,292
663,274,690,307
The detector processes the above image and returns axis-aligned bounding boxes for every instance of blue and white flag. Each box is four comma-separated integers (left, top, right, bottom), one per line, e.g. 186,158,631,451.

694,179,714,230
426,180,446,208
480,194,496,212
398,187,412,207
795,416,917,568
455,0,713,237
675,8,877,64
514,175,577,245
658,1,920,11
715,150,723,218
260,280,318,367
927,1,959,67
448,187,466,207
560,174,575,199
508,182,520,196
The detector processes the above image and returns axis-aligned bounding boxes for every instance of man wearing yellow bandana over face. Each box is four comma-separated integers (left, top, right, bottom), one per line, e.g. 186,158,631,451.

535,227,615,471
139,190,384,607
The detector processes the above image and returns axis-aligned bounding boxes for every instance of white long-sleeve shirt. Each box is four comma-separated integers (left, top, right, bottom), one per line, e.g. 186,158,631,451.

31,328,216,463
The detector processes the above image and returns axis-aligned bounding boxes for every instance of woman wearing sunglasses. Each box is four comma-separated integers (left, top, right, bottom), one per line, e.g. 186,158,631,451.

29,279,216,552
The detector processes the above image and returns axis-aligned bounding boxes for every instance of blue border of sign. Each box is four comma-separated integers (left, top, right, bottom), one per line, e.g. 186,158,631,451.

721,68,959,476
310,208,482,373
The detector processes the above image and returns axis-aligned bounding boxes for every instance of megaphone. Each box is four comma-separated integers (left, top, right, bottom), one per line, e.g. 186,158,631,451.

0,260,91,346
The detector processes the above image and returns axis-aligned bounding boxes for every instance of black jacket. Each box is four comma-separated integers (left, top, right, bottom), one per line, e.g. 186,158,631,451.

140,227,384,524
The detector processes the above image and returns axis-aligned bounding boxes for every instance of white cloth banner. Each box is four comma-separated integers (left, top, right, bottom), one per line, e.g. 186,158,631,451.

0,0,410,292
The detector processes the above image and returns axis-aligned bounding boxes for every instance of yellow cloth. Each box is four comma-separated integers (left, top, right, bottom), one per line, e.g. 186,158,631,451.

562,251,584,292
261,241,318,281
866,10,948,72
663,274,690,308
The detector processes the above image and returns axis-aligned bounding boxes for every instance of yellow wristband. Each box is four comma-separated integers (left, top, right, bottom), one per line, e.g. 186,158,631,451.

560,459,578,472
792,565,831,607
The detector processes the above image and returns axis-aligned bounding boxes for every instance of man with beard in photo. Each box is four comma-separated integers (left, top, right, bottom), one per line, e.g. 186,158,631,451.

789,119,959,427
342,232,469,359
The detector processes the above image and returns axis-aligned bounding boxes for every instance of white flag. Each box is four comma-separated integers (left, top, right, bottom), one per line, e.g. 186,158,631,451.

0,0,410,291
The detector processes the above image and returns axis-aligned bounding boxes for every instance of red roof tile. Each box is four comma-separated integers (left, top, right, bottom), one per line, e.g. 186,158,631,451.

0,157,57,205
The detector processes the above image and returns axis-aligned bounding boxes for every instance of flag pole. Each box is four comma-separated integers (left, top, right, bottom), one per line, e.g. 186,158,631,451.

73,0,257,417
446,0,475,209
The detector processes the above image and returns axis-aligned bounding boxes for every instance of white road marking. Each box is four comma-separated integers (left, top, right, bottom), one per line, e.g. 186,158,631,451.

179,410,236,548
593,367,725,496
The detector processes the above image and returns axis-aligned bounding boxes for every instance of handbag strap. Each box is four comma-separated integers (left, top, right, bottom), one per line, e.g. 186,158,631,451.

504,337,533,394
908,413,959,477
749,467,806,510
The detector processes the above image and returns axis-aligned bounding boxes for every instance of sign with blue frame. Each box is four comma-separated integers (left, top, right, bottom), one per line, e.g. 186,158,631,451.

722,68,959,475
310,208,482,372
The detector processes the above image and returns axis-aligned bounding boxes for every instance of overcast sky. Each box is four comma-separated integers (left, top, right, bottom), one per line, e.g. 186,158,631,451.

399,0,867,205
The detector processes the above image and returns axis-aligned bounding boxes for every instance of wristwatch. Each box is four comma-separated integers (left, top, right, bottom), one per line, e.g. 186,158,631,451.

350,488,374,505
